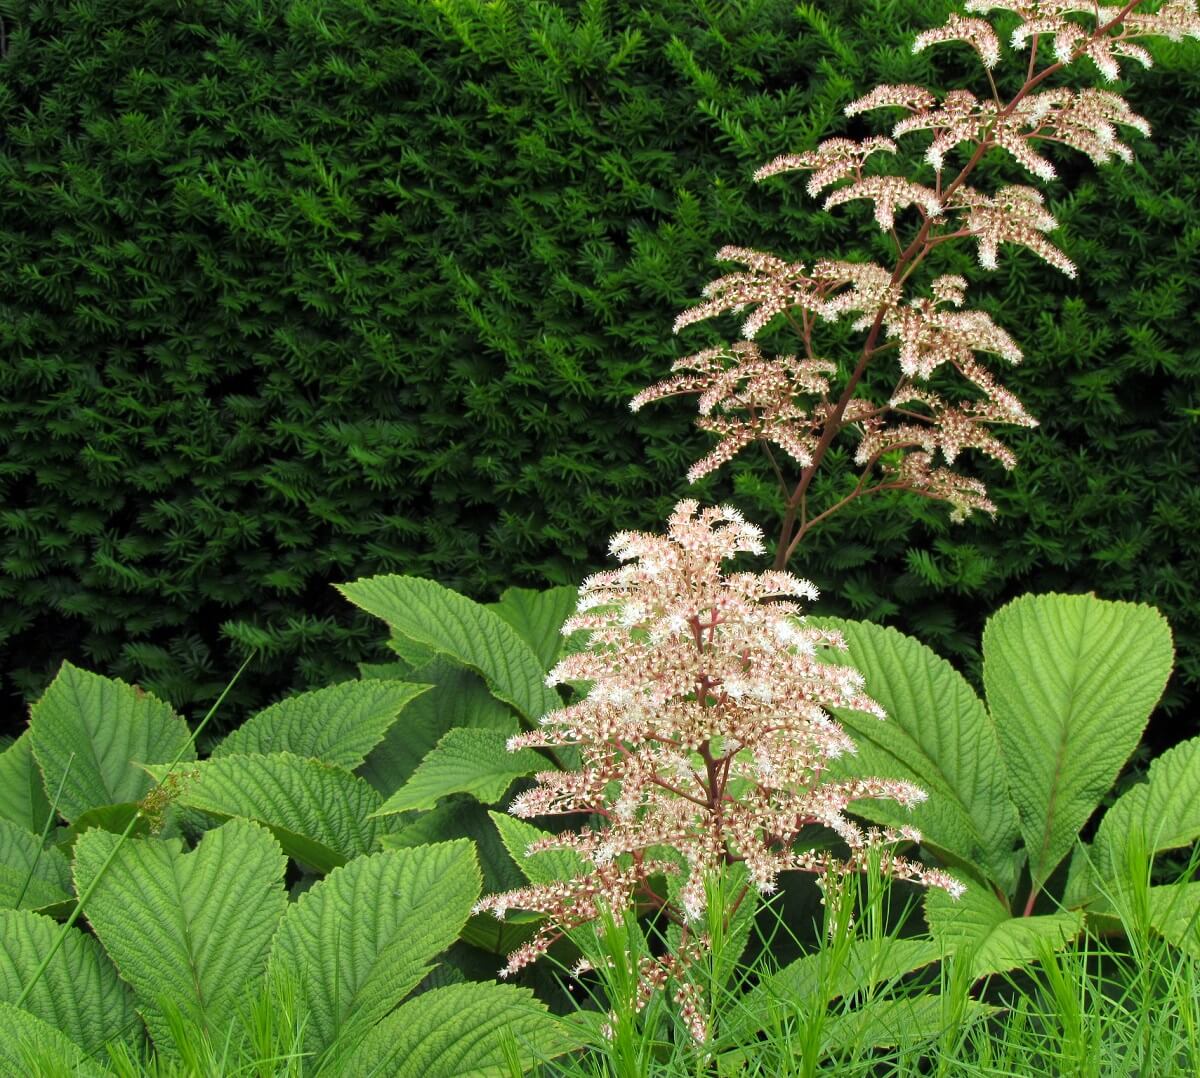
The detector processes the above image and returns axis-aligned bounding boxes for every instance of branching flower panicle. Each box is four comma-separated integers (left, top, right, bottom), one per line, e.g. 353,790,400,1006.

632,0,1197,569
475,0,1198,1046
475,502,963,1024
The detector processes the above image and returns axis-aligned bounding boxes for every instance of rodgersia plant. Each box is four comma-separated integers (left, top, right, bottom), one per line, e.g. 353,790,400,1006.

476,0,1199,1041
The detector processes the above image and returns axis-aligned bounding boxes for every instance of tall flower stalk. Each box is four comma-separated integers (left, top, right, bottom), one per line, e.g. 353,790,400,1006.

632,0,1198,570
476,0,1199,1041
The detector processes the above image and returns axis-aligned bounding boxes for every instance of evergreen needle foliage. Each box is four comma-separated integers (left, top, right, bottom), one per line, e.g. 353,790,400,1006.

0,0,1196,742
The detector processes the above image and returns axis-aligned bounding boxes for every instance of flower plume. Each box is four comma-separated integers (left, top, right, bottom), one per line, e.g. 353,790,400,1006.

475,502,964,1009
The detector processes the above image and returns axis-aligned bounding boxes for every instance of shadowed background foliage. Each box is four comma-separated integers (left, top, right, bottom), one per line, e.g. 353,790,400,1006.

0,0,1196,750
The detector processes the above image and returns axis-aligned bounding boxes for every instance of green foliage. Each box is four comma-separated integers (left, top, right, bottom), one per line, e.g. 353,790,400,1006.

0,732,52,833
337,574,564,723
1,0,1194,745
373,728,546,816
29,663,194,823
821,593,1189,971
145,753,394,873
335,980,574,1077
211,679,429,768
73,819,288,1060
267,841,480,1065
0,909,137,1055
924,886,1084,981
983,594,1174,892
0,1001,108,1078
0,818,72,912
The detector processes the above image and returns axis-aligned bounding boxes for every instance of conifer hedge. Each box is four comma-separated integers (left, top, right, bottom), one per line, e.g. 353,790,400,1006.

0,0,1196,743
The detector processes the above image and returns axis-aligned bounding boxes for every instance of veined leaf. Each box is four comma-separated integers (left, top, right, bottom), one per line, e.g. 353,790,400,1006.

337,574,563,722
29,663,194,823
0,1001,108,1078
983,594,1172,891
0,818,72,911
73,819,287,1059
726,937,941,1041
489,811,585,885
269,841,480,1062
0,732,52,833
925,884,1083,980
0,909,138,1054
212,679,429,769
359,658,517,798
1148,882,1200,959
332,982,576,1077
820,995,996,1056
372,728,546,816
60,803,154,853
385,798,524,894
487,584,579,671
147,753,389,874
814,618,1021,894
1094,737,1200,884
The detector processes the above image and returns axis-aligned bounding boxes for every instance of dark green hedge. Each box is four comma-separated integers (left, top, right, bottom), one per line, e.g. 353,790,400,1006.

0,0,1196,744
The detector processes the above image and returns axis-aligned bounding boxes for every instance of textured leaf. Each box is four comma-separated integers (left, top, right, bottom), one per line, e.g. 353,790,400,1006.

337,574,563,722
1148,882,1200,959
0,818,72,911
372,728,546,816
1094,737,1200,884
983,594,1173,890
489,811,585,885
269,841,480,1062
73,819,287,1058
815,618,1022,893
29,663,194,822
487,584,580,671
821,995,996,1055
148,752,389,873
359,658,517,797
60,803,154,851
727,937,941,1041
213,679,428,769
384,797,524,894
0,732,52,833
0,1001,108,1077
333,982,575,1077
0,909,138,1054
925,884,1083,980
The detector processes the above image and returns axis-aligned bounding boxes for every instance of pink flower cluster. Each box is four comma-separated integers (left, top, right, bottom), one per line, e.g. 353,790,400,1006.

475,503,963,1022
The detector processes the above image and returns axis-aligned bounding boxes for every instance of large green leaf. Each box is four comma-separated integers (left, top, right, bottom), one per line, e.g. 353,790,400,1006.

0,819,73,912
29,663,194,823
489,811,585,885
332,982,575,1077
726,937,941,1041
0,732,52,833
820,995,996,1056
925,884,1083,980
0,1001,108,1078
385,798,524,895
269,841,479,1063
0,909,138,1054
1148,882,1200,959
983,594,1173,891
337,574,563,722
372,728,546,817
148,752,389,873
212,679,428,769
487,584,580,671
814,618,1022,893
73,819,287,1059
359,658,517,798
1093,737,1200,885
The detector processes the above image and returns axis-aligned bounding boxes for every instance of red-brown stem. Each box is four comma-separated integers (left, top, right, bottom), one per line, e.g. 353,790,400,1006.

769,2,1145,571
